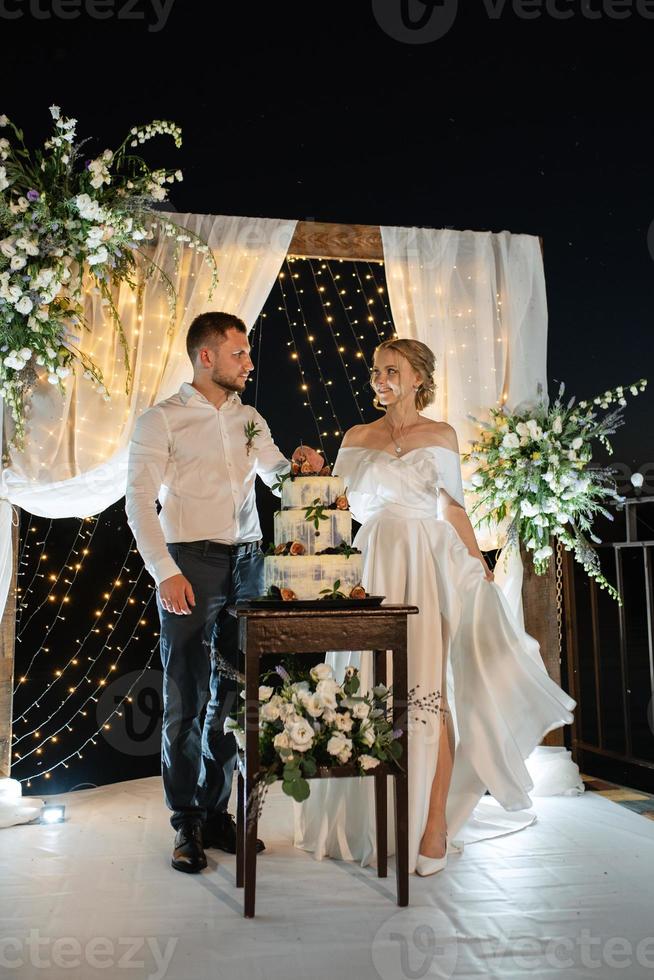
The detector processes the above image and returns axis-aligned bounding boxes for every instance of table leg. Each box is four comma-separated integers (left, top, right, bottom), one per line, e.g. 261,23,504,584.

236,769,244,888
392,639,409,907
373,648,388,878
244,650,260,918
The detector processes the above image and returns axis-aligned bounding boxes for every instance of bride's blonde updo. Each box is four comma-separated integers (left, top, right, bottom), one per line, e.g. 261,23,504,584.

371,337,437,412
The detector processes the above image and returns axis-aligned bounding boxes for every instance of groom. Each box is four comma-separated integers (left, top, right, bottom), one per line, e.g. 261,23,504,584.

126,311,300,874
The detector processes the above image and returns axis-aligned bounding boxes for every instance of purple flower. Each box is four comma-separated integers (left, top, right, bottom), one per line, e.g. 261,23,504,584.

392,728,403,739
27,190,40,202
275,665,291,682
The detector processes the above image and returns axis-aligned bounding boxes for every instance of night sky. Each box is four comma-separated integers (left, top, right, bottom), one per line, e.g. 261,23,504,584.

5,2,653,469
6,1,654,792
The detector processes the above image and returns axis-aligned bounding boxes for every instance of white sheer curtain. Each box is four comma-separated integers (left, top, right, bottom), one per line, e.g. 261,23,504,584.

0,212,297,623
380,226,549,623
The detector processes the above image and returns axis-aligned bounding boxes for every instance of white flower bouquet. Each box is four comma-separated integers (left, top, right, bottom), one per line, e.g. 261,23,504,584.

0,105,218,450
463,377,648,603
225,659,405,807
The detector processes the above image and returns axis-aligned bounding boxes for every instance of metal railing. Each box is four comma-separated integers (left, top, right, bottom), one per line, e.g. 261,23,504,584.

564,495,654,791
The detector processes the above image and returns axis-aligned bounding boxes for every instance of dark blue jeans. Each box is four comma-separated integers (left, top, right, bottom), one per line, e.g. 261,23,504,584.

156,540,264,831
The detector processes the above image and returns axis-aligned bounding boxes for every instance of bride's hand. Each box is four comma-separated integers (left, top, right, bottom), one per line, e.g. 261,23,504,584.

481,560,494,582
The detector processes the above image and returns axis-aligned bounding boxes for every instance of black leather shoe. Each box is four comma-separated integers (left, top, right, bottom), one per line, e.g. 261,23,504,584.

202,810,265,853
171,821,208,873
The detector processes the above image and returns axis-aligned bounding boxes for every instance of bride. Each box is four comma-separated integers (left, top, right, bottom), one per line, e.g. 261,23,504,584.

293,337,577,876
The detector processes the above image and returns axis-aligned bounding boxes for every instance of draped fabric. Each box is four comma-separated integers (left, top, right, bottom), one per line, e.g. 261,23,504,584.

0,213,298,623
379,226,549,623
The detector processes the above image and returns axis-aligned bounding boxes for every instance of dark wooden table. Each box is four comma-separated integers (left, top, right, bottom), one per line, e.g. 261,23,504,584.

229,603,418,918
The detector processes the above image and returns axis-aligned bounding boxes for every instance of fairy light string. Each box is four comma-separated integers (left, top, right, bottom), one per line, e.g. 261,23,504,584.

13,554,148,738
285,258,343,439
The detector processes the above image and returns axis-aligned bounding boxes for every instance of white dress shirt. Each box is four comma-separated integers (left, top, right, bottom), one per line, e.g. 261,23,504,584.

125,381,290,586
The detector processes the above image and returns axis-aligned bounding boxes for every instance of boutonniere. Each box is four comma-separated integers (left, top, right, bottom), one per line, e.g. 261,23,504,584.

244,419,262,456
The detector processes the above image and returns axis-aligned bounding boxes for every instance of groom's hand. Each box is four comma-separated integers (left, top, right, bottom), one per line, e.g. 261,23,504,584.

159,573,196,615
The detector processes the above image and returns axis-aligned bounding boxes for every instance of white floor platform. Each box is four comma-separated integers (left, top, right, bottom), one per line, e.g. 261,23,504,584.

2,775,654,980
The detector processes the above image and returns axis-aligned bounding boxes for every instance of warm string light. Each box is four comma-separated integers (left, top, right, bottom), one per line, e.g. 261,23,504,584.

15,589,157,771
285,259,343,439
20,638,161,786
13,553,149,739
15,520,55,634
13,518,101,686
251,312,265,410
309,260,371,421
365,261,395,334
276,271,326,453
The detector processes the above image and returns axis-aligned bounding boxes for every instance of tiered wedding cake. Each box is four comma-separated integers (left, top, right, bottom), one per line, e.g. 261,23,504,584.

263,448,365,601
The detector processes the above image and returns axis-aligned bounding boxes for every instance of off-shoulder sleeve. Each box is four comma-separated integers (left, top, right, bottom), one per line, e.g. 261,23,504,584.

436,450,466,508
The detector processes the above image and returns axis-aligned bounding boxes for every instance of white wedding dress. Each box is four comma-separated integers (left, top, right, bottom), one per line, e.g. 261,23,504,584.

293,445,578,874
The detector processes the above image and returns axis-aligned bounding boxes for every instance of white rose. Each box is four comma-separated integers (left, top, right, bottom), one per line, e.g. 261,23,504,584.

19,347,32,360
326,733,351,758
526,419,542,439
359,754,380,771
260,698,281,721
334,711,353,732
286,719,314,753
258,685,274,701
0,239,16,257
87,246,108,266
273,731,294,758
15,295,33,315
571,437,583,450
352,701,371,720
0,115,8,127
322,706,337,725
303,693,326,718
278,700,297,723
315,678,340,708
360,722,376,747
501,432,520,449
10,254,25,270
310,662,333,682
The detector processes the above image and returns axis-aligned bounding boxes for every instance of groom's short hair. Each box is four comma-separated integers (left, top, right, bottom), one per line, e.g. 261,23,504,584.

186,311,247,364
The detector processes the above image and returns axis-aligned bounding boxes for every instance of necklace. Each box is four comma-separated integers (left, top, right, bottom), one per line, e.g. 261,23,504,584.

385,414,416,455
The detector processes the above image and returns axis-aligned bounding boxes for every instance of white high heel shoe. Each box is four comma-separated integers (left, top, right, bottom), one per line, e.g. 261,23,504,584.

415,835,448,877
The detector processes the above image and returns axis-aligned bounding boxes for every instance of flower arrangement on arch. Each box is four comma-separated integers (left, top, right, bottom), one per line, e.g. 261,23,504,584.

0,105,218,450
463,378,648,603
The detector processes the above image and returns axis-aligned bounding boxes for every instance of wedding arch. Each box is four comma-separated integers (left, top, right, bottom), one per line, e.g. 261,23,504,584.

0,214,557,781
